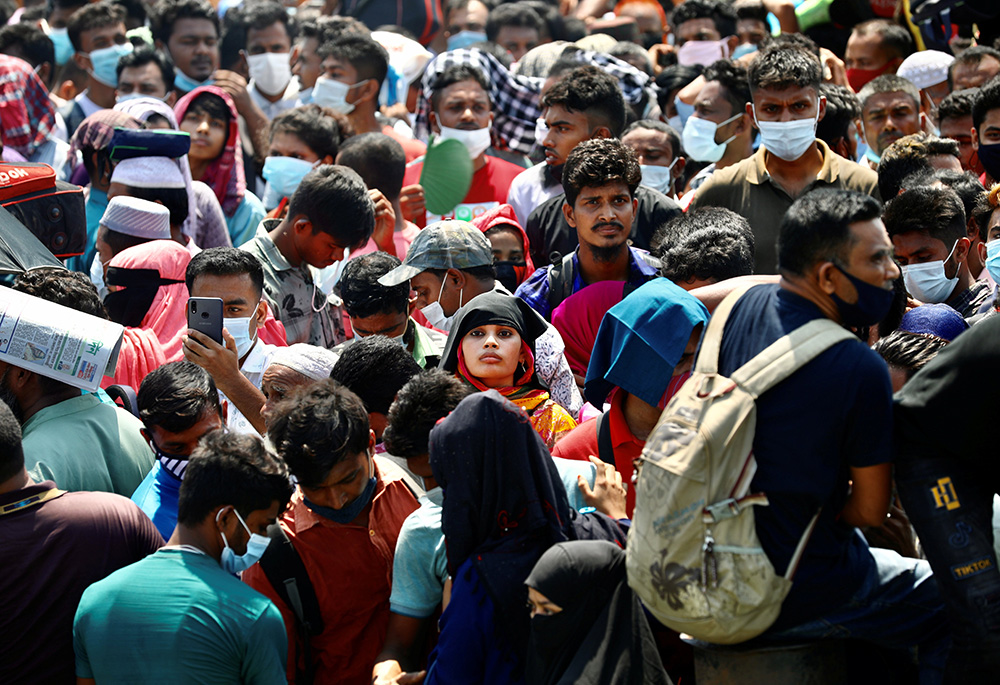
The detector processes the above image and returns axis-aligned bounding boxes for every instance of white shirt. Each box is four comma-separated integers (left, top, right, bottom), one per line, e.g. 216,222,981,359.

74,91,104,119
506,162,563,227
247,81,300,121
219,338,277,436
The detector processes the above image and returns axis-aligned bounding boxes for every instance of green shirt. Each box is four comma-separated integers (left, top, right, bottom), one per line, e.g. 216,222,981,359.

74,548,287,684
23,393,154,496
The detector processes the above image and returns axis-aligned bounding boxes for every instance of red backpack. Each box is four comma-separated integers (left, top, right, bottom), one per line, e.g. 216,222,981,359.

0,162,86,258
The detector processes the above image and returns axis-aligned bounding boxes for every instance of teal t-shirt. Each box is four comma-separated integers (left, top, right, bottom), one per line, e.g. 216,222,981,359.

74,548,287,684
226,190,266,248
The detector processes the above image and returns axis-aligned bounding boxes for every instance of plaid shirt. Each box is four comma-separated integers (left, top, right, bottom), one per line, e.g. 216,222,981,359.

0,55,57,159
413,48,653,155
948,279,993,319
514,247,660,320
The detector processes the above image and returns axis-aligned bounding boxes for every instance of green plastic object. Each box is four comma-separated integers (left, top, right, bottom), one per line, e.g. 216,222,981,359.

419,136,474,216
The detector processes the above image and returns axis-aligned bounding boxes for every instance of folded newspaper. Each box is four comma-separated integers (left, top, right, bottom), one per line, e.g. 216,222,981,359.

0,286,124,392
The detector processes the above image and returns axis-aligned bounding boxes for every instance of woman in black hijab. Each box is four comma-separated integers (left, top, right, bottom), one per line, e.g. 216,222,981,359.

526,540,673,685
424,391,625,685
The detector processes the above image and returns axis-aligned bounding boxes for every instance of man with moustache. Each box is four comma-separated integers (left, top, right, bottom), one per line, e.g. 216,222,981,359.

858,74,925,168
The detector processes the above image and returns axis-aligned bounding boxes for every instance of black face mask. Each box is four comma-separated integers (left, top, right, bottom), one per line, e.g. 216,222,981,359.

494,261,528,292
104,266,184,328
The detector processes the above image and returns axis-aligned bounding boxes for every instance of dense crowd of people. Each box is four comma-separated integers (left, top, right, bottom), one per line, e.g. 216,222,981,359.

1,0,1000,682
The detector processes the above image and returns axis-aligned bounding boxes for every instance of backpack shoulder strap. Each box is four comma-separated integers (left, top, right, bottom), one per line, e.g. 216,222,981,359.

596,412,615,466
693,283,757,375
545,252,577,315
731,319,856,399
259,524,325,636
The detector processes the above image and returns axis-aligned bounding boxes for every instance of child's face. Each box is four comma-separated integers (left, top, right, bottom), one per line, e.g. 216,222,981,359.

180,106,227,163
461,324,523,388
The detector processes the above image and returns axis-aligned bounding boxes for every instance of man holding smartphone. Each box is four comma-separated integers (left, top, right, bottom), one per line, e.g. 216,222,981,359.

182,248,276,436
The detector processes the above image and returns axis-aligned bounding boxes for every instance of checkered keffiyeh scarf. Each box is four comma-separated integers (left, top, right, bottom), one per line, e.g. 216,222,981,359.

0,55,56,159
413,47,654,155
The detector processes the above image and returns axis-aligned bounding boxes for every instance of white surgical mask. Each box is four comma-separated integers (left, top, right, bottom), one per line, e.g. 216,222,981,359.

682,113,740,163
89,254,108,300
421,282,461,332
753,107,819,162
247,52,292,96
224,315,257,359
666,114,683,132
217,507,270,574
438,123,492,159
902,240,960,304
676,39,729,67
534,117,548,146
312,75,360,114
639,159,678,194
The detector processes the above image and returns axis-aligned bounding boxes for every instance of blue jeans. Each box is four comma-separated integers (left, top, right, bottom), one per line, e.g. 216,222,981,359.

764,546,949,685
896,454,1000,683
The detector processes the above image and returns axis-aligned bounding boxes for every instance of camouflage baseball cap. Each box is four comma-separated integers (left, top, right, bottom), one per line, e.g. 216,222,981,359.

378,219,494,286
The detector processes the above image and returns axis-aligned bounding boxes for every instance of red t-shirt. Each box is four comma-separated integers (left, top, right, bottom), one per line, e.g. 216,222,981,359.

403,154,525,223
383,125,426,163
551,391,645,518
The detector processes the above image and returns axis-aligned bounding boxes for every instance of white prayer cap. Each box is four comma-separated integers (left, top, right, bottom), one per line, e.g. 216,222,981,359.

269,343,340,381
110,155,185,189
897,50,955,90
99,196,171,239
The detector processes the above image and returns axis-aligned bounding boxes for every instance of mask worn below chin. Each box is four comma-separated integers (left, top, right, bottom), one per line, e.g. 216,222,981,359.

447,30,487,51
48,27,74,65
218,507,271,574
304,457,377,524
846,61,895,92
312,75,359,114
986,240,1000,284
104,266,184,328
173,70,214,93
639,160,678,194
247,52,292,96
86,42,134,88
438,123,492,159
864,146,881,165
224,315,257,359
494,261,528,292
829,264,895,328
976,141,1000,181
753,107,819,162
901,240,960,304
676,39,729,67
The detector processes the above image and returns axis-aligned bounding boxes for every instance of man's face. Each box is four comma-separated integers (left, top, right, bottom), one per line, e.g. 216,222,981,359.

892,230,959,276
269,131,324,164
541,104,594,168
165,18,219,81
292,219,349,269
617,2,664,36
321,55,371,108
218,500,282,556
49,4,84,29
973,108,1000,166
75,21,127,76
751,84,823,124
563,181,638,254
496,25,539,62
260,364,310,429
351,309,408,339
143,405,223,458
736,18,767,45
939,114,978,172
446,0,489,36
676,18,722,45
622,127,675,167
985,208,1000,244
693,80,743,141
118,62,169,100
189,273,265,344
95,225,116,272
952,57,1000,91
299,444,373,510
292,36,322,91
845,32,893,72
247,21,291,56
0,362,23,423
837,218,900,295
410,270,446,311
861,91,920,155
432,79,492,132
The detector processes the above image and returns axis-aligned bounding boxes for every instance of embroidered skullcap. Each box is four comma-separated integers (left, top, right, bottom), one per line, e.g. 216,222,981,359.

897,51,954,90
270,343,340,380
111,156,185,189
99,196,171,239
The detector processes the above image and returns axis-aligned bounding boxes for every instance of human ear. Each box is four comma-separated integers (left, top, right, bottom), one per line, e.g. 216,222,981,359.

562,201,576,228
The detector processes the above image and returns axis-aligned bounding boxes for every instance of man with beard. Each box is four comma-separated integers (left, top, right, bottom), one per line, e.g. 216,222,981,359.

515,139,660,320
858,74,925,168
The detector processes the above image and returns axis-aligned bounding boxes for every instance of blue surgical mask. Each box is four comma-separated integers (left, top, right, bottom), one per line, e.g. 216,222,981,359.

682,113,740,163
49,27,74,65
224,314,257,359
901,240,960,304
173,70,214,93
732,43,758,60
985,240,1000,284
865,146,881,165
639,159,678,194
85,42,133,88
674,95,696,131
217,506,271,574
830,264,895,328
303,457,377,524
262,156,315,200
448,30,487,51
